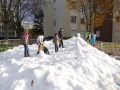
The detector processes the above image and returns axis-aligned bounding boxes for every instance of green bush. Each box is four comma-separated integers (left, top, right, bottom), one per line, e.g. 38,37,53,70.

0,43,13,52
63,37,71,40
46,36,53,40
0,47,13,52
46,36,71,40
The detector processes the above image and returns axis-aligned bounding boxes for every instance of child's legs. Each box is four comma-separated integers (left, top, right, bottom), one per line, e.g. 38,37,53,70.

37,44,40,54
55,44,58,52
26,44,29,55
23,44,27,56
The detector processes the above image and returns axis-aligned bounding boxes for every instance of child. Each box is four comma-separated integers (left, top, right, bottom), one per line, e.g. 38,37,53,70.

44,46,50,55
37,34,44,44
22,30,30,57
90,33,96,47
37,43,49,55
53,33,60,52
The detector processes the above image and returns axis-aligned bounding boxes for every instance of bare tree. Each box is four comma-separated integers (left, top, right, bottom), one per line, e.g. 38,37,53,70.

14,0,48,38
0,0,49,39
0,0,20,40
31,0,44,35
14,0,32,38
29,0,48,36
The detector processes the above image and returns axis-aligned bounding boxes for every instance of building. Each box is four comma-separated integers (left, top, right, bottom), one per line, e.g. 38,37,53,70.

44,0,120,42
0,7,17,38
0,21,17,38
95,3,120,42
112,14,120,42
94,14,113,42
21,22,35,30
44,0,86,39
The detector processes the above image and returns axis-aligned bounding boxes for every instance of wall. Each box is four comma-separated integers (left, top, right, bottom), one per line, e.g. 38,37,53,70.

43,0,54,37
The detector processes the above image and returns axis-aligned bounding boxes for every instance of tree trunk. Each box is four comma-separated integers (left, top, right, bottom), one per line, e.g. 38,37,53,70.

4,22,9,40
16,22,22,38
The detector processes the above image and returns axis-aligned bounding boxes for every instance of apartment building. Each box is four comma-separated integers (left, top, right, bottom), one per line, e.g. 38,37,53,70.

44,0,120,42
95,3,120,42
21,22,35,30
112,14,120,42
44,0,86,39
94,14,113,42
0,22,17,38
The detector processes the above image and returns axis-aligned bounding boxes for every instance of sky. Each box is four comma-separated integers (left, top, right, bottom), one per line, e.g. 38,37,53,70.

0,34,120,90
23,15,34,22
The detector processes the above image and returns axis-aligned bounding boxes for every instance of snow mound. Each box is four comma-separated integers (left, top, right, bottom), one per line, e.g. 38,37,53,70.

0,35,120,90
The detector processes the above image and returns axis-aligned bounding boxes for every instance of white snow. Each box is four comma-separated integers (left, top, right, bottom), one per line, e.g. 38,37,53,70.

0,34,120,90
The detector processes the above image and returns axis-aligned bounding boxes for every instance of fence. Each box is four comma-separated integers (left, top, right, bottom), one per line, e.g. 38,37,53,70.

0,40,120,55
96,41,120,56
0,39,37,52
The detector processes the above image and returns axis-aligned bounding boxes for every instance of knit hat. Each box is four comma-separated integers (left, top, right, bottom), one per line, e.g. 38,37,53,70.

54,33,58,37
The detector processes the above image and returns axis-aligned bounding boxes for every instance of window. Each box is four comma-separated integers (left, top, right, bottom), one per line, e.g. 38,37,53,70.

53,8,55,15
80,18,84,24
80,6,83,12
53,0,56,3
116,16,120,23
0,33,1,37
71,16,76,23
9,33,14,37
80,31,85,38
96,31,100,37
115,30,120,37
71,30,77,37
54,20,56,26
71,1,76,9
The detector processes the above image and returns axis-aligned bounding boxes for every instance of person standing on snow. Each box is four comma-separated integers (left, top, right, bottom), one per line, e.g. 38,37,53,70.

22,30,30,57
90,33,96,47
53,33,60,52
58,28,64,48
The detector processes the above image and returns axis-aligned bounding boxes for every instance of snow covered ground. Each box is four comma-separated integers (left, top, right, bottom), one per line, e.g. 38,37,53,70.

0,34,120,90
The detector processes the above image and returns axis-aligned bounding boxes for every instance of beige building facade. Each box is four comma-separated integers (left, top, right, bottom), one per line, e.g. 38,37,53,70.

44,0,120,42
112,13,120,42
43,0,86,38
112,21,120,42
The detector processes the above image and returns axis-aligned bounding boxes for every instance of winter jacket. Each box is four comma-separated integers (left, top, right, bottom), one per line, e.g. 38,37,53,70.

22,33,29,44
38,43,44,51
58,31,63,39
53,36,60,45
37,35,44,44
90,34,96,45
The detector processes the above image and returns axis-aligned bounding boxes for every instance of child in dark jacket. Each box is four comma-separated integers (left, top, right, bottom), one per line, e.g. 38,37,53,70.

44,46,49,54
58,28,64,48
37,43,49,55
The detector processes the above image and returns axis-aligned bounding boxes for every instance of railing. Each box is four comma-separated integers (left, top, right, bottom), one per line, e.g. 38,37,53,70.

0,39,37,52
96,41,120,56
0,40,7,51
0,39,120,56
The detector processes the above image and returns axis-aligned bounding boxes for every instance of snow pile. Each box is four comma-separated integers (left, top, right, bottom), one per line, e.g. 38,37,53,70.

0,34,120,90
